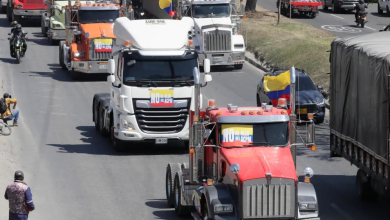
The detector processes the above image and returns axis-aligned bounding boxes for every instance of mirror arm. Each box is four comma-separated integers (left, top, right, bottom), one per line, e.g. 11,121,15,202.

201,82,208,87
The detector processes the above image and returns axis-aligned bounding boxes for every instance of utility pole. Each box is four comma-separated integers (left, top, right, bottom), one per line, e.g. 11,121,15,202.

277,0,281,24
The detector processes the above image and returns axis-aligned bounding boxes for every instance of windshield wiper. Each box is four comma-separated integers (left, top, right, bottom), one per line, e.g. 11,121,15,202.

243,142,271,147
135,80,158,87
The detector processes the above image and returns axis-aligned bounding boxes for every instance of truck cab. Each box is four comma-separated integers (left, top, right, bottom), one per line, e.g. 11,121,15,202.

6,0,46,22
92,18,212,151
59,0,124,79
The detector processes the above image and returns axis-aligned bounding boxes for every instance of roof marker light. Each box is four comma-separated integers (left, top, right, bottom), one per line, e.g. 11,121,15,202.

249,110,255,115
227,104,237,112
216,112,222,116
124,40,131,47
277,98,287,109
257,110,263,115
241,111,247,115
208,99,216,107
281,110,287,115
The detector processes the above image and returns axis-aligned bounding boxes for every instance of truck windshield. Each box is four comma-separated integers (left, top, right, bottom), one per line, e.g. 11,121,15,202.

78,10,119,24
192,4,230,18
122,58,197,83
219,123,289,148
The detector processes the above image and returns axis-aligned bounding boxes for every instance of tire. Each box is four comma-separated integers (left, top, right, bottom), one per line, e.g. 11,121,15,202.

361,21,364,28
256,94,261,107
202,202,210,220
387,6,390,17
94,102,100,131
99,106,109,136
311,12,317,18
323,4,328,11
166,164,180,207
315,116,324,124
1,6,6,14
49,35,58,46
41,19,48,37
330,150,338,157
7,5,11,22
59,42,67,70
378,3,383,14
332,2,338,13
174,173,190,216
111,125,126,152
234,64,243,70
16,50,20,64
0,121,11,136
356,169,370,200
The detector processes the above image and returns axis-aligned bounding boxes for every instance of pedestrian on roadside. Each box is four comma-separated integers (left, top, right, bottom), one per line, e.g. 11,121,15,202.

1,93,19,126
4,170,35,220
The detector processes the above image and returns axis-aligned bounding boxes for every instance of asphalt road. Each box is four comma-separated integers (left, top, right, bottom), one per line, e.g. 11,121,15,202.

0,14,388,220
257,0,390,37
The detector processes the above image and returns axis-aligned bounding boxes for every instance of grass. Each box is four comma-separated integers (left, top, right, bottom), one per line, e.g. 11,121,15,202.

239,3,336,96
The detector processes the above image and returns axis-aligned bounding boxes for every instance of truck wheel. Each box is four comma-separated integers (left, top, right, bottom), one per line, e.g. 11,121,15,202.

387,6,390,17
41,19,48,37
59,42,67,70
174,173,190,216
323,4,328,10
1,6,6,13
202,202,210,220
6,4,11,21
99,107,109,136
356,169,370,200
234,64,243,70
166,164,180,207
378,3,383,14
332,2,338,13
94,102,100,131
111,126,125,152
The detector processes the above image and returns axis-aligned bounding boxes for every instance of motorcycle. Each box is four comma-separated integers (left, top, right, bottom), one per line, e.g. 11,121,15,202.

356,12,368,28
8,32,27,64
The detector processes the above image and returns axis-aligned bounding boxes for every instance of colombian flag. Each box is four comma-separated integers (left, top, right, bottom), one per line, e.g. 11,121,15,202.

159,0,176,17
263,70,291,107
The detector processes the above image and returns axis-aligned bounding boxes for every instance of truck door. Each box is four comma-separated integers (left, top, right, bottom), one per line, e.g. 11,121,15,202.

111,54,123,110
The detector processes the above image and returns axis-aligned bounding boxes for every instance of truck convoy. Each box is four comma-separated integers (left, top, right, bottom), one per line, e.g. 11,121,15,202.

277,0,323,18
59,0,123,79
329,32,390,200
142,0,246,69
6,0,46,22
92,17,212,151
165,66,321,220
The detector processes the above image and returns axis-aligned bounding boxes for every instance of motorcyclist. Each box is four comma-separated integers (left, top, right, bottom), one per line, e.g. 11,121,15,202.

8,24,27,58
10,21,18,33
355,0,367,22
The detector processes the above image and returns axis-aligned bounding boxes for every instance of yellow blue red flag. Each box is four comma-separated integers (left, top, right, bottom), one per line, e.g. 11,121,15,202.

221,124,253,147
159,0,176,17
263,70,291,106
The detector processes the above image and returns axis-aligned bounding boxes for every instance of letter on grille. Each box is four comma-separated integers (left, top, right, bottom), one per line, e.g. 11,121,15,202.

242,178,295,218
203,30,231,52
89,38,115,61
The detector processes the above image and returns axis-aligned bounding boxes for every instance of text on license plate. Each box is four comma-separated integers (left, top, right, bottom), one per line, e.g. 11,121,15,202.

99,64,107,69
156,138,168,144
213,57,222,62
297,108,307,114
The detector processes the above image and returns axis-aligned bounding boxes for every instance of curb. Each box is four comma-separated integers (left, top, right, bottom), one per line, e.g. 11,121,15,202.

244,52,330,110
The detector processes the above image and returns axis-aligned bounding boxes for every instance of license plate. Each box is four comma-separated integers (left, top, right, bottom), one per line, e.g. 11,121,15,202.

302,7,310,11
297,108,307,114
156,138,168,144
213,57,222,63
99,64,107,69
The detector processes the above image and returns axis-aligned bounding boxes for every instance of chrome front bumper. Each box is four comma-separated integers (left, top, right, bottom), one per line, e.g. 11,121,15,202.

1,0,7,6
13,9,46,17
71,61,110,74
49,29,66,40
198,51,245,66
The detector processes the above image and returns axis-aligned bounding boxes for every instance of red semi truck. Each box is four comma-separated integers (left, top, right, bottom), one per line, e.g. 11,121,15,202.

277,0,323,18
6,0,46,22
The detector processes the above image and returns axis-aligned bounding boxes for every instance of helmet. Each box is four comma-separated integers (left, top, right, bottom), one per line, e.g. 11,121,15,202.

14,170,24,180
3,93,10,99
11,21,18,26
16,24,21,31
359,0,364,4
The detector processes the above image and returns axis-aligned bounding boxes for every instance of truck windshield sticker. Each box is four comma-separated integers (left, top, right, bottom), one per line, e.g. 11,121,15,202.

145,20,166,25
94,39,113,52
150,89,174,107
221,124,253,147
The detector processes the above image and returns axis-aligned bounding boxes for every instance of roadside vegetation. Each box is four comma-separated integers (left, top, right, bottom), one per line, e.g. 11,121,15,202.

240,3,336,96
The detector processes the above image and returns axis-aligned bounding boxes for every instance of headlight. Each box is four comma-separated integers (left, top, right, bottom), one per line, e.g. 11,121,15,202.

121,119,134,130
317,99,325,106
53,24,62,28
299,202,317,211
214,204,233,213
15,43,20,47
304,167,314,178
17,4,23,8
73,52,85,58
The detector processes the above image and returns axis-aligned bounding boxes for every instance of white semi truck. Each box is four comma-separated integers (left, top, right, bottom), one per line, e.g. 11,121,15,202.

92,17,212,151
142,0,246,69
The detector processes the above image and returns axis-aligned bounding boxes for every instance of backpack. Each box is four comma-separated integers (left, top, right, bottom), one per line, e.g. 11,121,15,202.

0,98,7,115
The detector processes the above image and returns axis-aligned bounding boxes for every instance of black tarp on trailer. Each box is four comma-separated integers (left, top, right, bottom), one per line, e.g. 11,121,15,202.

330,32,390,165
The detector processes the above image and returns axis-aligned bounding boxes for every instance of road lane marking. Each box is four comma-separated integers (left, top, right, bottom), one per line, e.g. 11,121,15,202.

330,14,344,19
365,26,376,31
321,25,362,33
330,203,355,220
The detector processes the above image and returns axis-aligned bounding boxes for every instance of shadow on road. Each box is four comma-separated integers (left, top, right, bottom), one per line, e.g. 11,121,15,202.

0,57,17,64
145,199,192,220
370,12,390,18
210,65,243,73
25,63,109,82
47,126,189,156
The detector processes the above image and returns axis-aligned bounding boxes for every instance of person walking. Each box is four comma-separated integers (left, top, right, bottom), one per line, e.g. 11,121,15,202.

4,171,35,220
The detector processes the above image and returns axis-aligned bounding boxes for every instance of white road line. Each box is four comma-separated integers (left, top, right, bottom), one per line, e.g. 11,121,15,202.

330,203,355,220
330,14,344,19
365,26,376,31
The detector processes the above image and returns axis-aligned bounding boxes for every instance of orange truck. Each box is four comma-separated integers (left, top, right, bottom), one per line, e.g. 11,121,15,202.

59,0,129,80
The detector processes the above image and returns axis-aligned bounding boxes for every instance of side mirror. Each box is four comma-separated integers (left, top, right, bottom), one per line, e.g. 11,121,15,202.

50,5,56,9
107,74,115,83
107,59,116,74
317,85,323,90
204,74,212,83
203,58,211,73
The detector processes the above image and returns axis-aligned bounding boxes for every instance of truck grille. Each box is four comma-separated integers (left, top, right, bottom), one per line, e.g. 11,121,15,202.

242,178,295,219
203,30,231,52
89,38,115,61
25,0,44,5
133,99,190,134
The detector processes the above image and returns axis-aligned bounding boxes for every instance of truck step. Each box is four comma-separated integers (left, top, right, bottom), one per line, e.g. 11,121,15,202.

190,212,202,220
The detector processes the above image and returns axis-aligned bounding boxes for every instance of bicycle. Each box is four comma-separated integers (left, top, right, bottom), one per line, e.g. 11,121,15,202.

0,118,12,136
